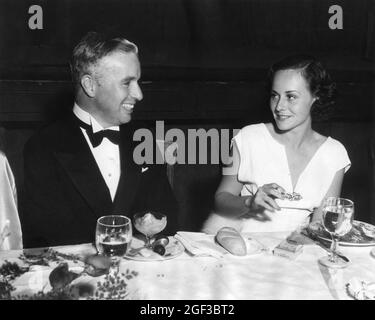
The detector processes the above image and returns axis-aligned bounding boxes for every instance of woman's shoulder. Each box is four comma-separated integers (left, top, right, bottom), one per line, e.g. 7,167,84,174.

323,135,348,153
312,132,348,159
312,132,351,172
239,122,268,137
233,123,271,153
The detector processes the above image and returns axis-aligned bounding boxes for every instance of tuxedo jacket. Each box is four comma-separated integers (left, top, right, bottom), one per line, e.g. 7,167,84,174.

20,114,178,248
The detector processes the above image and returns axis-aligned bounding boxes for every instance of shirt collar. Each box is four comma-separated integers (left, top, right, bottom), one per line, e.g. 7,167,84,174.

73,103,120,133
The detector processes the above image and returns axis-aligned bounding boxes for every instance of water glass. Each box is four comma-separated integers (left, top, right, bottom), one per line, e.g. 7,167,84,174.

319,197,354,269
95,215,132,259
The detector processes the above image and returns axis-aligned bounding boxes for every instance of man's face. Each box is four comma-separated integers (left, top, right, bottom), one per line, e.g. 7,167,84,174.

91,51,143,127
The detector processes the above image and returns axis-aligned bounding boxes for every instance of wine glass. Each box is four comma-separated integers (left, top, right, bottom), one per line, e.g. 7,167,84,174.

133,211,167,248
319,197,354,269
95,215,132,261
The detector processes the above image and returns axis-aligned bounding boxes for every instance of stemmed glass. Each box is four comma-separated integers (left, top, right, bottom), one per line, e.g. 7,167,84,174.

95,215,132,261
133,211,167,248
319,197,354,269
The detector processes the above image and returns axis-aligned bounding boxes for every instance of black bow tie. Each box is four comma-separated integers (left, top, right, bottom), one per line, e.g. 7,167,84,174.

75,117,120,147
89,130,121,147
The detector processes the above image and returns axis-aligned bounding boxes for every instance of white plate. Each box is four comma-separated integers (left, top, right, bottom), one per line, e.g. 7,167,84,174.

124,237,184,261
307,220,375,247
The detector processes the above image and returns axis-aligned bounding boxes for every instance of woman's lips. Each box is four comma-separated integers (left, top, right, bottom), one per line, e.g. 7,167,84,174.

275,114,292,120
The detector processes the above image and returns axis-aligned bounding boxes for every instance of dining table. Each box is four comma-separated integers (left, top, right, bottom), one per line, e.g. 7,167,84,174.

1,230,375,300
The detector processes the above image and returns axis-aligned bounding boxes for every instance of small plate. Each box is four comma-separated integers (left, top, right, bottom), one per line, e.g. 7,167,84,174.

307,220,375,247
124,237,184,261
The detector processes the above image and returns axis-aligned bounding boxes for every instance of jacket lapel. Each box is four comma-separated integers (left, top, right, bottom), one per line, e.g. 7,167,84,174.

54,115,113,217
112,124,142,213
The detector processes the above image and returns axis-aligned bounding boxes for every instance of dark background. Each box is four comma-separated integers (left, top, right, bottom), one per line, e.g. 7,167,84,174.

0,0,374,230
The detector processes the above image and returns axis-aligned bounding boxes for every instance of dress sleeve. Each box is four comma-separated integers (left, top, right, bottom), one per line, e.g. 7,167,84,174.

222,130,241,176
331,139,351,173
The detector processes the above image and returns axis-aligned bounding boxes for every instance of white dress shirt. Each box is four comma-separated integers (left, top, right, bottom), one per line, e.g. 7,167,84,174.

73,103,121,201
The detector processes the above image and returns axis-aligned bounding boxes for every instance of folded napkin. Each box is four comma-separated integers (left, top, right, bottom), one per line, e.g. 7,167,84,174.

174,232,227,259
346,277,375,300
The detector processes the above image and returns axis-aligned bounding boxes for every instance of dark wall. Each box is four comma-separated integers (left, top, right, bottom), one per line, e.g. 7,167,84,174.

0,0,374,79
0,0,374,229
0,0,373,123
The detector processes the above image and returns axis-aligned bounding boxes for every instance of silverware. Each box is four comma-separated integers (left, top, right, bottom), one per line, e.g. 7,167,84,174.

301,229,350,263
279,206,313,212
244,185,302,201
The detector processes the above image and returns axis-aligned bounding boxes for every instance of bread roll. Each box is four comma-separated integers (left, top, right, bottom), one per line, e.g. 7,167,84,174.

215,227,247,256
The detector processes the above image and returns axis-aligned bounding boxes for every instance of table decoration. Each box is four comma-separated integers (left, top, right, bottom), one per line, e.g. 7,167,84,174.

0,247,140,300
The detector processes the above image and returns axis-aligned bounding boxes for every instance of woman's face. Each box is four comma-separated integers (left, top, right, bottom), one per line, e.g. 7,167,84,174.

270,69,316,132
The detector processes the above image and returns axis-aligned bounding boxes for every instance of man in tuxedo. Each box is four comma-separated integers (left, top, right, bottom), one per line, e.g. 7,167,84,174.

20,32,178,248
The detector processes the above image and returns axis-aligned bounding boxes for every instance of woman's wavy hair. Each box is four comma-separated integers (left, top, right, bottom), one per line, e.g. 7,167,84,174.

267,54,337,120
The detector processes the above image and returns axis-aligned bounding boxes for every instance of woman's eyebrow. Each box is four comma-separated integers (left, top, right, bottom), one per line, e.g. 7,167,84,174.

285,90,300,94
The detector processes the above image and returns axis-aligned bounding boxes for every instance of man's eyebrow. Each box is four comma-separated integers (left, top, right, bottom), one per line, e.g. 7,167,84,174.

121,76,135,82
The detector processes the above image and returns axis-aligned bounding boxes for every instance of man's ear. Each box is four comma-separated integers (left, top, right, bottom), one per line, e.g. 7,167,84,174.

80,75,96,98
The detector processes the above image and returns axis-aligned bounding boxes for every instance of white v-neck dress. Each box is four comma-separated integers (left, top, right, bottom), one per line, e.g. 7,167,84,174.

203,123,351,233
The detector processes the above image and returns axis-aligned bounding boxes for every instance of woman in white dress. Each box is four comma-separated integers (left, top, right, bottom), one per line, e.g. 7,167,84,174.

202,54,351,234
0,151,22,250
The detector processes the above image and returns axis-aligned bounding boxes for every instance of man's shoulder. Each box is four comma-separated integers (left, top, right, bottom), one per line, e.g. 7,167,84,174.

25,115,75,151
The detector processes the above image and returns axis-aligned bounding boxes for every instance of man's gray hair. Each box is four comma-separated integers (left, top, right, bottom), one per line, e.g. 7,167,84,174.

70,31,138,88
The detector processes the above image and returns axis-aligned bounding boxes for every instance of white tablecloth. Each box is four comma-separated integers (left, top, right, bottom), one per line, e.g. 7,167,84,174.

1,232,375,300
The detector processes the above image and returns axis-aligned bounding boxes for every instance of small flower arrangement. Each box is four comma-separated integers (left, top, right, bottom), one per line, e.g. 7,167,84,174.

0,253,139,300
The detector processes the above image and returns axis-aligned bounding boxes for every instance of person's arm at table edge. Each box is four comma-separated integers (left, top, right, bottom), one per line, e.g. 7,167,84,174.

214,141,252,218
214,175,252,218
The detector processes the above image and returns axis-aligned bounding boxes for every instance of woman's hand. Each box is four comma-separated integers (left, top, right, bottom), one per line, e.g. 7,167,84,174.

244,183,286,212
